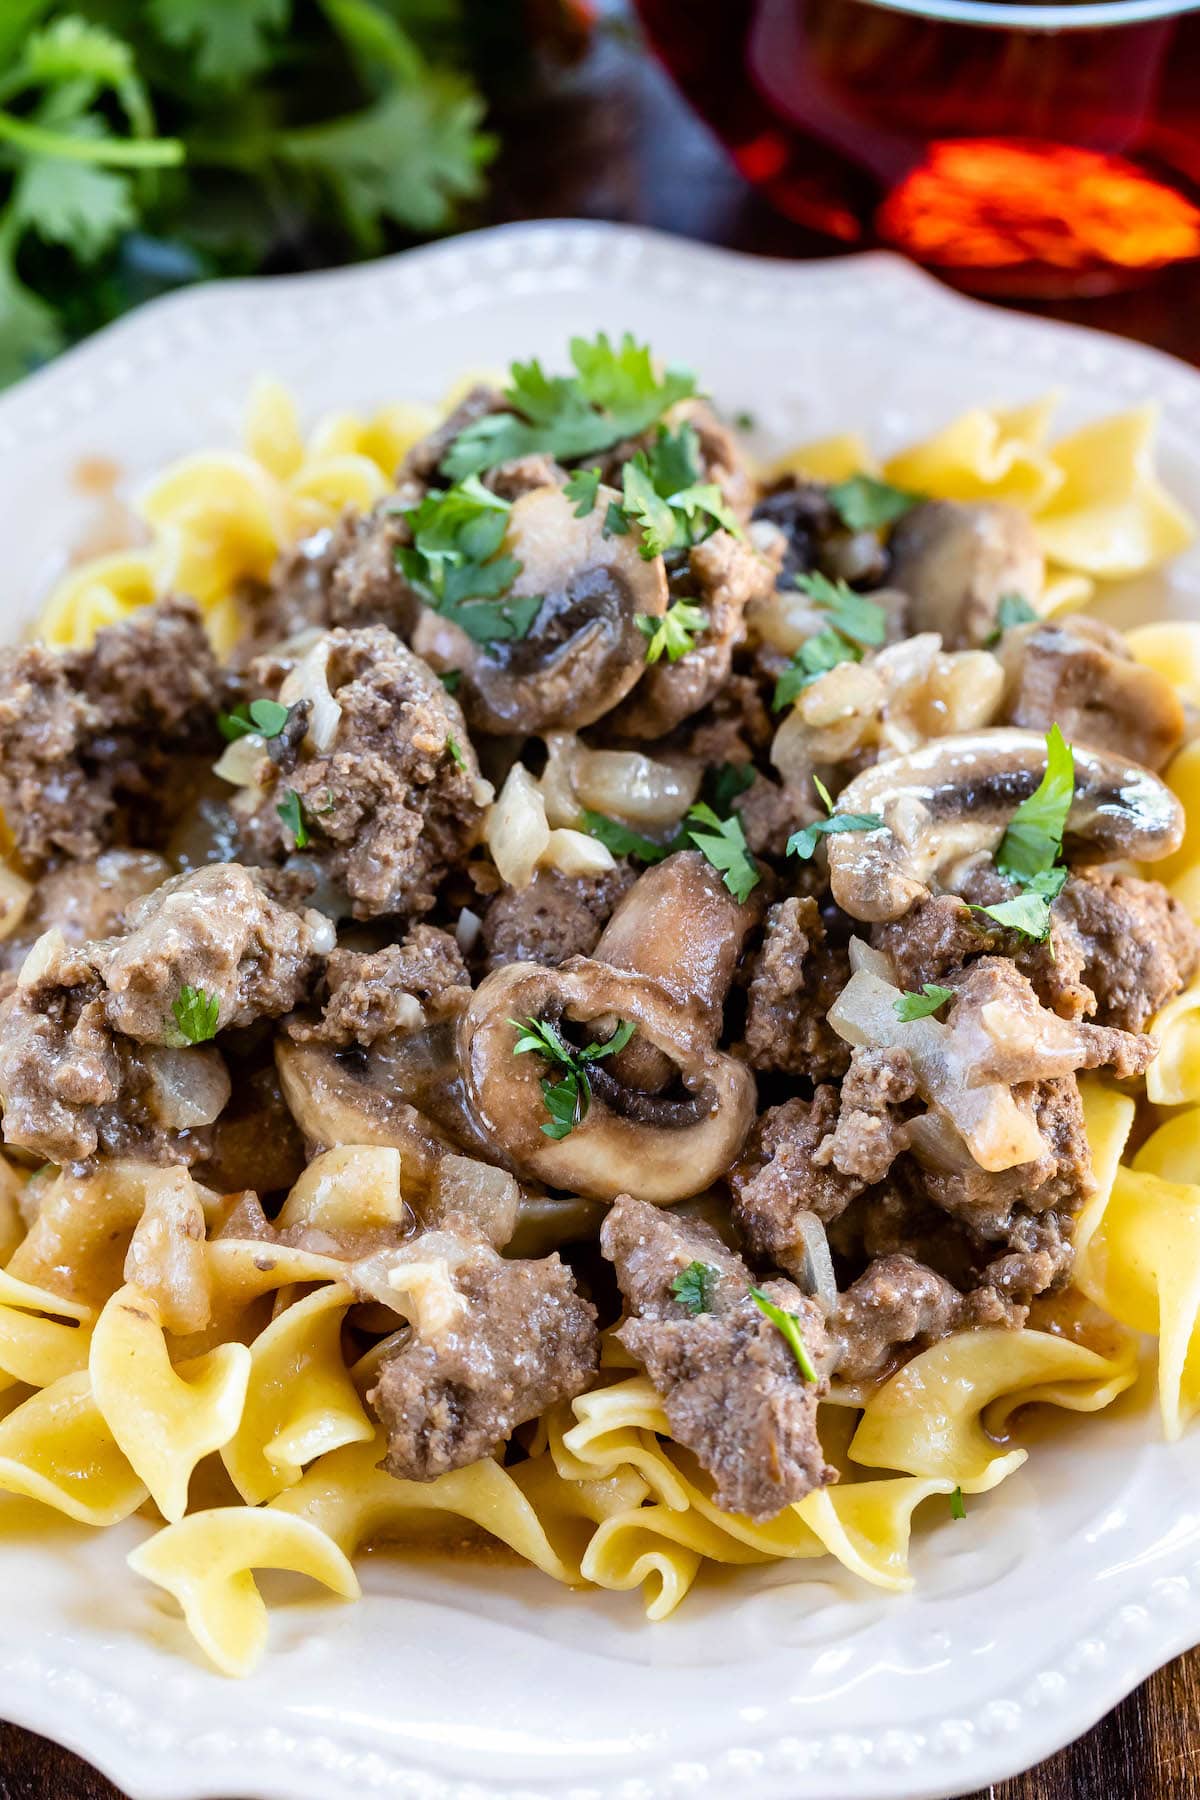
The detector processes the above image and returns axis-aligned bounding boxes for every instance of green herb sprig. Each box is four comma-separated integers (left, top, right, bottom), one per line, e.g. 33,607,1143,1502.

894,984,955,1022
168,984,219,1046
218,698,292,743
828,472,921,531
749,1286,818,1382
787,776,884,863
510,1015,637,1140
671,1261,718,1315
398,476,542,647
636,599,709,665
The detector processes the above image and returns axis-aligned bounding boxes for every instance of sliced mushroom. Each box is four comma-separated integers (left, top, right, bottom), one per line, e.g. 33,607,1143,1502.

1001,616,1185,774
412,483,668,734
458,957,757,1203
888,501,1043,648
826,728,1186,922
596,849,762,1028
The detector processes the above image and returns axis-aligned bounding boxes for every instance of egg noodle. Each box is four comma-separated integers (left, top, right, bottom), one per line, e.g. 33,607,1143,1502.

0,376,1197,1675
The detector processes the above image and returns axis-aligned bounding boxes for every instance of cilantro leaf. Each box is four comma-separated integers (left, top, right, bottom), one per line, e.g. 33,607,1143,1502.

277,75,492,249
686,803,759,903
563,466,601,517
446,735,466,769
748,1286,818,1382
15,155,135,264
581,810,675,863
969,892,1056,942
787,778,884,862
510,1015,637,1140
219,697,291,742
148,0,290,87
796,571,887,647
636,600,709,665
622,455,678,556
828,472,920,532
437,669,461,694
603,500,630,538
984,593,1040,647
996,724,1075,886
398,478,543,647
894,983,955,1022
277,789,310,849
169,984,220,1046
773,628,861,711
671,1261,718,1315
445,333,697,480
950,1485,967,1521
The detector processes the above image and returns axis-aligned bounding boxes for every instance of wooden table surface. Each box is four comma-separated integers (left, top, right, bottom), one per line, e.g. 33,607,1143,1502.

5,7,1200,1798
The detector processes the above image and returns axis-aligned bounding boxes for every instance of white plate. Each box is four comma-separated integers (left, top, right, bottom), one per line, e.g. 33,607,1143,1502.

2,222,1200,1800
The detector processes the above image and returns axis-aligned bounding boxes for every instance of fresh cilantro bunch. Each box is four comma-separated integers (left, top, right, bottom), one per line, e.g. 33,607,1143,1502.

510,1014,637,1140
0,1,494,384
397,476,543,646
444,333,698,481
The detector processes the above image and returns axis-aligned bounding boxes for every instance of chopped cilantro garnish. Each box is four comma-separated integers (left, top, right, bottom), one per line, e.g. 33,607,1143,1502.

894,983,955,1022
749,1286,818,1382
277,788,310,850
603,500,630,537
619,424,741,558
446,735,466,770
828,472,921,532
950,1485,967,1521
636,600,709,664
398,476,543,647
563,466,602,517
444,333,697,480
672,1261,718,1315
686,802,760,903
733,410,756,431
218,697,292,742
984,593,1040,647
787,776,884,862
581,810,673,863
996,724,1074,887
796,571,887,647
510,1014,637,1140
969,882,1064,943
438,669,462,695
169,985,220,1046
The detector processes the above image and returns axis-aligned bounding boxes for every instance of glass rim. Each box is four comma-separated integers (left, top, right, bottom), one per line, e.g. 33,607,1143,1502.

861,0,1199,27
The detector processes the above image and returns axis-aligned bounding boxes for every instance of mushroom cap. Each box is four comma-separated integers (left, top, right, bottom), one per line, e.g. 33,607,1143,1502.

458,957,757,1204
417,484,668,735
826,727,1186,922
888,500,1044,649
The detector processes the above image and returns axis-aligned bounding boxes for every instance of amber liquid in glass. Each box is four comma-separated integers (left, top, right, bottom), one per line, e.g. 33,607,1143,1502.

634,0,1200,296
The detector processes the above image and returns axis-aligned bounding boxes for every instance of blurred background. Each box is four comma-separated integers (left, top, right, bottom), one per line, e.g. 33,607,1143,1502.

1,0,1199,384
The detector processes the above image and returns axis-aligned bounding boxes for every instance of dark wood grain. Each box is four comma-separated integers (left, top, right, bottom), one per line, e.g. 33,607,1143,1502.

5,6,1200,1797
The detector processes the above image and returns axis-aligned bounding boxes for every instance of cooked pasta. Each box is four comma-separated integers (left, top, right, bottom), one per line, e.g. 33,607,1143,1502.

1,338,1198,1676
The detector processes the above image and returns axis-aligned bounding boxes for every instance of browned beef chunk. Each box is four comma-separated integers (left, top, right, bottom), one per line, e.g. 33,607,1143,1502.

0,864,331,1164
483,453,567,500
299,927,471,1047
914,1074,1095,1240
481,865,633,969
250,507,421,657
1,850,170,972
681,672,774,767
818,1047,916,1183
947,955,1156,1085
734,774,805,859
731,1091,863,1268
870,892,988,990
601,1194,834,1520
743,896,851,1081
241,625,487,919
367,1233,598,1480
1003,617,1184,773
612,529,776,738
0,598,222,869
1052,870,1200,1032
834,1253,1019,1384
